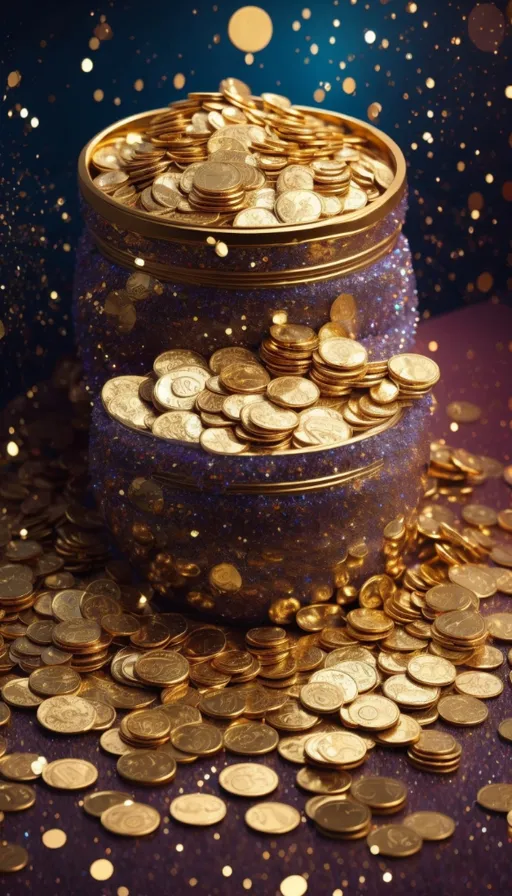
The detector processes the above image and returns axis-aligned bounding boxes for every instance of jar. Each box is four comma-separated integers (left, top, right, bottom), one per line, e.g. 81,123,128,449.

90,396,431,625
75,106,417,392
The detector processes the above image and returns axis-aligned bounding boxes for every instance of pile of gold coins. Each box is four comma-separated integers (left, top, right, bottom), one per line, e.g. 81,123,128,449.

89,77,396,227
101,325,440,454
1,364,512,872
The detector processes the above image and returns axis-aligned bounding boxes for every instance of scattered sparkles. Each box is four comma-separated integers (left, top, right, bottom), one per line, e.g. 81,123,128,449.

90,859,114,881
81,58,93,73
42,829,67,849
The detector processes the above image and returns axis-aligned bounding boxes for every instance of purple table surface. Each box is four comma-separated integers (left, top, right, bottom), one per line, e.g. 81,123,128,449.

2,302,512,896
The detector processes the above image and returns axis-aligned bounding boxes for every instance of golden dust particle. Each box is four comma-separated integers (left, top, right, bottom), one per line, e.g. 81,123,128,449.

243,881,252,891
7,70,21,88
206,235,217,246
245,53,254,65
407,1,418,11
90,859,114,881
7,443,19,457
89,37,100,50
310,43,319,54
30,117,39,128
0,320,5,339
471,209,480,220
20,108,28,118
367,102,382,120
81,58,93,73
468,3,505,52
342,77,356,94
485,173,494,183
302,8,311,19
134,79,144,91
93,89,104,102
215,241,229,258
117,889,129,896
506,85,512,98
426,77,435,88
228,6,273,53
364,30,377,44
477,272,494,292
222,867,233,877
280,876,308,896
272,310,288,325
114,97,121,106
313,88,325,103
134,257,145,267
189,880,198,887
174,73,186,90
292,20,301,31
502,182,512,201
42,829,67,849
383,872,393,883
428,340,438,351
213,34,221,44
468,191,484,210
450,422,459,432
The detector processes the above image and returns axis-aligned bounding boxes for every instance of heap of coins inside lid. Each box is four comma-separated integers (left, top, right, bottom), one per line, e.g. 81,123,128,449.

89,77,396,228
101,323,440,454
1,364,512,872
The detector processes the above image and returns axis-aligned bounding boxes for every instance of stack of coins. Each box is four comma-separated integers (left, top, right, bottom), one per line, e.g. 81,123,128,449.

259,324,319,377
350,776,408,815
89,76,397,227
431,608,488,655
119,708,172,749
387,353,441,399
312,797,372,840
52,619,113,674
407,730,462,774
310,337,369,396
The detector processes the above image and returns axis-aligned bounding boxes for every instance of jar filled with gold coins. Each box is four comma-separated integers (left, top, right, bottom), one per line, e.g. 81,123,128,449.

75,78,415,392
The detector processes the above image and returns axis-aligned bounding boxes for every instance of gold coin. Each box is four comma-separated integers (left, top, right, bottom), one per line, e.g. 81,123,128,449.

125,708,171,741
296,603,343,632
310,669,358,703
1,679,43,708
183,627,227,659
220,361,270,394
247,400,298,432
299,681,345,714
0,782,36,812
498,718,512,743
28,666,81,697
133,651,189,686
117,750,176,785
277,733,317,764
366,824,423,857
315,798,370,834
99,728,133,755
350,776,407,811
51,588,85,621
328,660,376,693
406,655,456,687
0,753,46,782
223,722,279,755
437,694,488,726
37,695,97,734
0,701,12,726
275,190,322,224
42,758,98,790
153,350,209,377
245,802,301,834
465,644,504,670
296,766,351,795
374,714,421,747
199,690,246,719
102,376,155,429
200,426,248,455
233,207,279,227
170,792,227,826
313,731,367,767
318,337,367,370
219,763,279,797
83,790,134,818
486,613,512,641
476,783,512,813
347,695,400,731
266,377,319,409
101,801,161,836
403,811,455,841
208,563,243,593
448,565,497,599
498,509,512,532
454,670,503,699
266,699,319,732
171,722,223,755
0,843,29,873
388,353,440,387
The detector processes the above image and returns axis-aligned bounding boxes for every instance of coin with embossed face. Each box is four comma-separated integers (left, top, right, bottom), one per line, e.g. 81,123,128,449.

117,750,177,785
171,723,223,756
245,802,301,834
170,793,227,826
219,763,279,798
296,766,351,795
437,694,488,726
152,411,203,444
350,776,407,812
223,722,279,756
101,801,161,836
37,695,97,734
367,823,423,857
407,655,456,689
42,758,98,790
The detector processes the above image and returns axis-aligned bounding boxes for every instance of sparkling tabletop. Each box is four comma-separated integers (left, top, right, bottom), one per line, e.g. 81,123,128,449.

1,301,511,896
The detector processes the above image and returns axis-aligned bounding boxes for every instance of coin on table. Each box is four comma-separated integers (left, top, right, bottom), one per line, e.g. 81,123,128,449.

134,651,189,686
374,714,421,748
219,763,279,798
296,766,351,795
171,723,223,756
37,695,97,734
486,613,512,641
83,790,134,818
299,681,345,714
0,843,29,873
266,700,319,733
347,695,400,731
170,793,227,826
28,666,81,697
42,758,98,790
125,708,171,741
1,678,43,708
498,718,512,743
117,750,176,785
447,565,497,599
277,733,317,765
223,722,279,756
101,801,161,836
350,776,407,812
454,670,503,699
476,783,512,813
367,823,423,857
0,753,46,782
313,731,367,768
100,728,132,756
153,350,209,377
200,426,248,455
309,669,358,703
0,782,36,812
0,701,11,726
403,811,455,841
382,674,440,709
437,694,489,726
315,798,371,836
406,655,456,688
199,690,247,720
245,802,301,834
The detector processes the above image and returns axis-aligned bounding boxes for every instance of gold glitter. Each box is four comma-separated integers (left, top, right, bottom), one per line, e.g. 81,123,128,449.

117,889,130,896
7,71,22,88
134,79,144,92
343,77,356,94
228,7,273,53
314,89,326,103
173,73,186,90
81,58,93,73
93,89,104,102
280,876,308,896
41,829,67,849
90,859,115,881
367,102,382,121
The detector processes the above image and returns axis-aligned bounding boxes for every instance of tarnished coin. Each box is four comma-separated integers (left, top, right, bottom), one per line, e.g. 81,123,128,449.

170,793,227,826
476,783,512,813
437,694,488,726
117,750,176,785
367,824,423,857
350,776,407,812
245,802,301,834
101,801,161,836
315,798,371,835
223,722,279,756
498,718,512,743
403,811,455,841
219,763,279,797
296,766,351,795
42,758,98,790
171,723,223,756
0,843,30,873
83,790,134,818
37,695,97,734
0,782,36,812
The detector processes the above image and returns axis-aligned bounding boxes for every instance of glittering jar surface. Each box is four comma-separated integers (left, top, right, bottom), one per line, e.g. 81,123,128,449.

90,396,431,624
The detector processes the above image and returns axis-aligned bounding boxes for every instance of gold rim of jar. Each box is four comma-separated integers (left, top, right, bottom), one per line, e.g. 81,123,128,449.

78,101,407,248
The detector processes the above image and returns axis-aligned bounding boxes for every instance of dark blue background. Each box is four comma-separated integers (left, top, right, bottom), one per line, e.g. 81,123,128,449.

1,0,511,398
